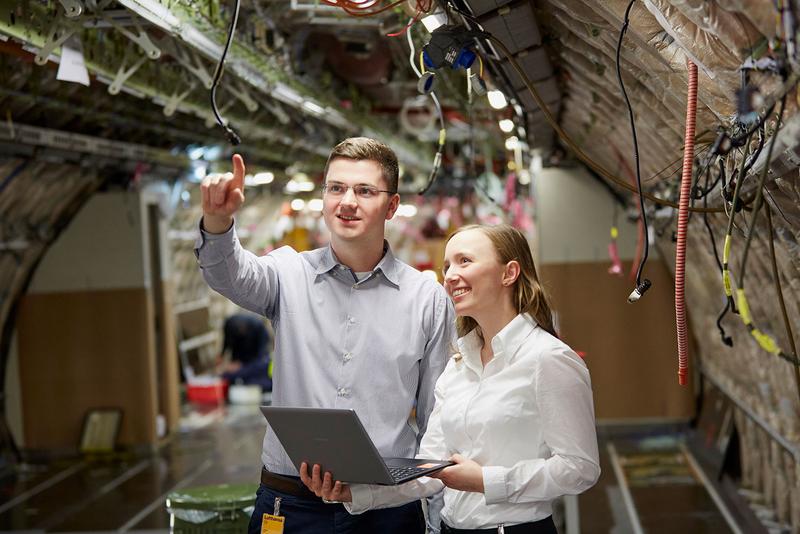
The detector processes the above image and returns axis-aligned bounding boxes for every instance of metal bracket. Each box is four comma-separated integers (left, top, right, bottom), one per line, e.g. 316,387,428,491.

102,12,161,59
34,17,79,65
59,0,84,18
228,82,259,113
108,55,148,95
263,99,291,125
169,43,214,90
163,84,195,117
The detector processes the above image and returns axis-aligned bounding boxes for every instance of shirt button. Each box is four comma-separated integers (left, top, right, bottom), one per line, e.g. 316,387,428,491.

344,352,352,361
348,316,355,324
337,387,350,397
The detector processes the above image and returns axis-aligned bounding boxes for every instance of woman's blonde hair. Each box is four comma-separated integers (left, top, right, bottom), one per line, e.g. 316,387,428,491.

448,224,556,338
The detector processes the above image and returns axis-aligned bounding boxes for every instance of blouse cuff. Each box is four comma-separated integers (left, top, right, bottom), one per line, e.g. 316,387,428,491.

343,484,373,515
482,466,509,505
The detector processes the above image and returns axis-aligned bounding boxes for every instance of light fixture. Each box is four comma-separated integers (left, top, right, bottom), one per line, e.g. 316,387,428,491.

487,90,507,109
308,198,323,212
504,136,519,151
396,204,418,218
301,100,325,115
272,83,304,106
245,172,275,186
290,198,306,211
498,119,514,133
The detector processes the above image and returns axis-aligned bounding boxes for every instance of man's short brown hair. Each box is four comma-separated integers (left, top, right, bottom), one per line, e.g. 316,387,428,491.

323,137,399,193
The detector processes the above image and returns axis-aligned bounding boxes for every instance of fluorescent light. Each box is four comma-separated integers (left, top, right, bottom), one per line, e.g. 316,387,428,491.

273,83,304,106
396,204,418,217
308,198,323,212
518,169,531,185
504,136,519,151
302,100,325,115
498,119,514,133
290,198,306,211
253,172,274,185
245,172,275,186
487,90,507,109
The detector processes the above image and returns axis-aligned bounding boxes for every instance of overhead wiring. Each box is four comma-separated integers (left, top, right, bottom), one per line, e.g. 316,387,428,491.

764,205,800,399
210,0,242,145
485,35,723,213
406,23,446,195
733,95,791,364
616,0,651,302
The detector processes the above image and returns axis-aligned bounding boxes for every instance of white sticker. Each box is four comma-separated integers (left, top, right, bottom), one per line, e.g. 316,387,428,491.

56,36,90,86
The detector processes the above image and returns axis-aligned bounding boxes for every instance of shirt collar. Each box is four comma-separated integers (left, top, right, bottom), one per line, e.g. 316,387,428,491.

456,313,537,367
489,313,537,360
313,241,400,287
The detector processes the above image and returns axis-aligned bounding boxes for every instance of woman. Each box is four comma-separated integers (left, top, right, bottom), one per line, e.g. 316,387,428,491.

301,224,600,533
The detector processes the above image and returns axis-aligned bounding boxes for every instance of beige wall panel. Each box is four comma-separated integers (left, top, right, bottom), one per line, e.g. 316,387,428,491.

540,259,695,420
18,288,158,450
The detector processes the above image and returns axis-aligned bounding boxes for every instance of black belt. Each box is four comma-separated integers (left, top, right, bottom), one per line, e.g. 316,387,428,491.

441,516,556,534
260,467,321,500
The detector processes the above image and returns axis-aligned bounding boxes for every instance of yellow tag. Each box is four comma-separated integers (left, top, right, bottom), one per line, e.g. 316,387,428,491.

262,513,285,534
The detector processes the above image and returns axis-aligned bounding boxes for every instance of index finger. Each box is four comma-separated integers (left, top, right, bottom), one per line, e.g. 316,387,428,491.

232,154,245,190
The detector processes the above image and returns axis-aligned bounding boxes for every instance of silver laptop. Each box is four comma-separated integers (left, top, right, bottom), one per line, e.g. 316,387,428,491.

260,406,453,485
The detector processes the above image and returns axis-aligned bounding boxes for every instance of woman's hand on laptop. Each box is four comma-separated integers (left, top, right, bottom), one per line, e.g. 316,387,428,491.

300,462,353,503
428,454,485,493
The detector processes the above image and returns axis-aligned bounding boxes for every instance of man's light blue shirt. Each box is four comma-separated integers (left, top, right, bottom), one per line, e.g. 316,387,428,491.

195,224,455,475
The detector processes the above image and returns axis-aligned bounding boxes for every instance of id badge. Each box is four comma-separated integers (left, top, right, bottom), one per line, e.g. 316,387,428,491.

261,513,285,534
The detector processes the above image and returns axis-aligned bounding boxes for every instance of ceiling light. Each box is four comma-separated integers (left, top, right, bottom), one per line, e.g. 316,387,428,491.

308,198,323,212
301,100,325,115
290,198,306,211
498,119,514,133
487,90,507,109
245,172,274,186
505,136,519,151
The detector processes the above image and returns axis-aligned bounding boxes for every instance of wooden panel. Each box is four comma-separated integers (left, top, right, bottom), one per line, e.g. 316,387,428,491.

540,259,695,420
158,281,181,434
18,288,159,450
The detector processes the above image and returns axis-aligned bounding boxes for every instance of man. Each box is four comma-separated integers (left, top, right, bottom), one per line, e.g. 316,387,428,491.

196,138,454,533
218,313,272,392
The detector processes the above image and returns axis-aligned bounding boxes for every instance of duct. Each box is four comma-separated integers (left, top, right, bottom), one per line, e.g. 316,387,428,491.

668,0,764,57
479,2,541,54
466,0,514,18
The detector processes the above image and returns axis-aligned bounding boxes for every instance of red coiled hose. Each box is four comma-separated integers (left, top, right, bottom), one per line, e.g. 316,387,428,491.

675,60,698,386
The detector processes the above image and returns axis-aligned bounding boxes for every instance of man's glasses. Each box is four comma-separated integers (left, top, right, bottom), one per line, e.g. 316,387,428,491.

322,181,396,199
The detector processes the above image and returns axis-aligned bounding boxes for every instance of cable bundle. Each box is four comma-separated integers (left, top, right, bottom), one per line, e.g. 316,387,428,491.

321,0,432,18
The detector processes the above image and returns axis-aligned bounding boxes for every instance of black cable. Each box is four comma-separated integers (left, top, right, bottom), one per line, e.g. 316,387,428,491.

765,204,800,397
417,92,446,195
210,0,242,146
616,0,650,298
700,155,732,346
737,94,786,288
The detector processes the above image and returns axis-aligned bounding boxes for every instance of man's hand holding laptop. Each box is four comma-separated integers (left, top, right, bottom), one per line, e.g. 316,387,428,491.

300,453,484,502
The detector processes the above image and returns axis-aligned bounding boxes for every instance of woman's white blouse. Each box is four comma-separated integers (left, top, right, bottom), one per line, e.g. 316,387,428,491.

347,313,600,529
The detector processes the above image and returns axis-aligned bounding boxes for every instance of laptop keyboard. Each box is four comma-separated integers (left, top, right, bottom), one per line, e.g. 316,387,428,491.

388,465,431,482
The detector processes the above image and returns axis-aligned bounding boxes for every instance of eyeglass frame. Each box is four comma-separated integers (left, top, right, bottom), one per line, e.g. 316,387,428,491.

321,181,397,199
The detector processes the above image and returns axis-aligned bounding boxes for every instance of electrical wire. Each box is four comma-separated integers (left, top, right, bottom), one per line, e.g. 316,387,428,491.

485,36,721,213
721,135,750,315
418,92,446,195
765,205,800,398
732,95,800,367
210,0,242,145
406,21,446,194
615,0,650,298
